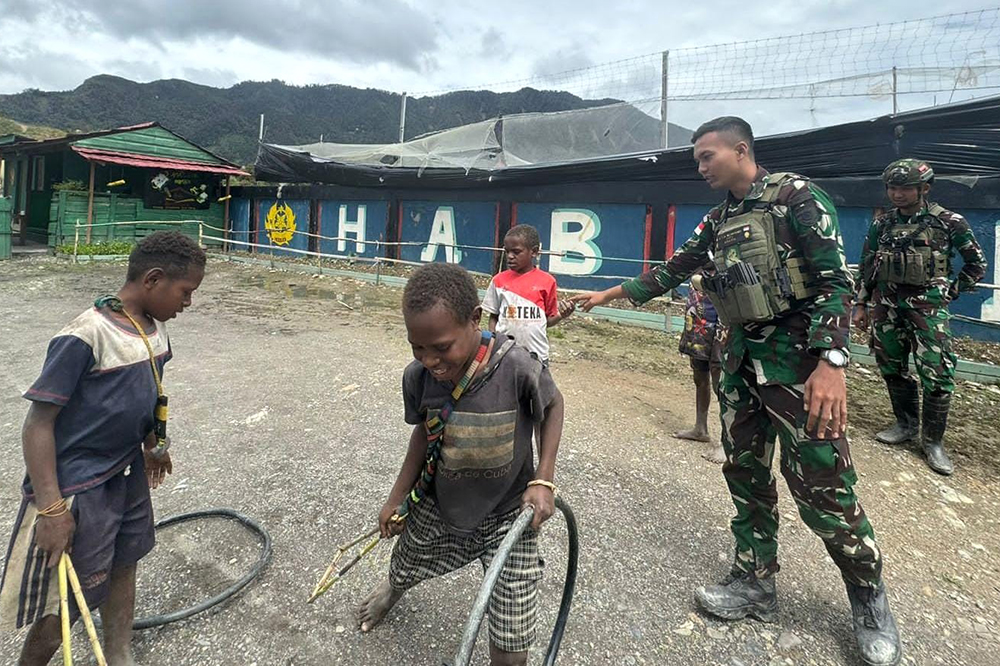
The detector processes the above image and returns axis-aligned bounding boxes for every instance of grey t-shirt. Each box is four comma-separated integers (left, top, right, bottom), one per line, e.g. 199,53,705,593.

402,334,558,537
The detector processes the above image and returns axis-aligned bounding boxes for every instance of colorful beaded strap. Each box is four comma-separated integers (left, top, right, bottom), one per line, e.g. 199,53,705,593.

392,331,493,523
95,295,170,455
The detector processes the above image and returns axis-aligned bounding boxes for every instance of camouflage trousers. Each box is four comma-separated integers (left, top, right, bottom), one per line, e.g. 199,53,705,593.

718,359,883,587
871,291,956,394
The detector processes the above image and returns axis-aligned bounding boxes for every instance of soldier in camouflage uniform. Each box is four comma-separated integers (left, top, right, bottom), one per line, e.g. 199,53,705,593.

573,117,901,666
854,159,987,476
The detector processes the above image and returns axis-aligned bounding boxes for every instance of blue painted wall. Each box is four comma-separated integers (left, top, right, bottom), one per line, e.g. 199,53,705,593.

316,200,389,259
516,203,648,291
399,201,498,275
229,197,251,249
231,194,998,341
256,199,310,257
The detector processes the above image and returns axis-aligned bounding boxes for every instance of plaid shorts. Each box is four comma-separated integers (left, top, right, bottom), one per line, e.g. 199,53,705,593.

0,459,155,630
389,497,544,653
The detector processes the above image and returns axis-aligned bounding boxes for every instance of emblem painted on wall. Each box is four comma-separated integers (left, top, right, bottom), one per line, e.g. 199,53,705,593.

265,202,296,246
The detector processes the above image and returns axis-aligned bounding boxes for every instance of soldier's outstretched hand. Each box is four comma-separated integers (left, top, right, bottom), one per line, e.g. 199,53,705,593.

804,362,848,440
570,285,625,312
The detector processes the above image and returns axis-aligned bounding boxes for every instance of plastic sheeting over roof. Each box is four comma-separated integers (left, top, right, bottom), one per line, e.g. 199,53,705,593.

255,95,1000,189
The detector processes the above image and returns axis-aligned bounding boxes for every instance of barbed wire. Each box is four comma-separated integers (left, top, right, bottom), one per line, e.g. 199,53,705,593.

412,8,1000,108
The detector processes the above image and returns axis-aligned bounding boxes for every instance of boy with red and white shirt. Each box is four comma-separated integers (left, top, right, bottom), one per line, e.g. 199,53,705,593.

482,224,575,363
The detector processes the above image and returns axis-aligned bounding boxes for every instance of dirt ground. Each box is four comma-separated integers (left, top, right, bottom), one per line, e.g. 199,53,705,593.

1,257,999,666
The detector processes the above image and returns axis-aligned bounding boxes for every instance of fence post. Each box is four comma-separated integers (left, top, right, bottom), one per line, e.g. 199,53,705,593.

73,221,80,264
375,237,382,286
198,222,204,249
660,50,670,149
398,92,408,143
891,66,898,114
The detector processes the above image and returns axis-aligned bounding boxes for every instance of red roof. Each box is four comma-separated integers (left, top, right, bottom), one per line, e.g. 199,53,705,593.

71,146,248,176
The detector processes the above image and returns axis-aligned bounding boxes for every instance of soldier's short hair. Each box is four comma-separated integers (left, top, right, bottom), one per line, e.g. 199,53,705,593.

692,117,755,155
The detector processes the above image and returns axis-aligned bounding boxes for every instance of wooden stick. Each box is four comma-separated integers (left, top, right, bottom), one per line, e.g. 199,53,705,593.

64,555,108,666
58,555,72,666
308,526,381,603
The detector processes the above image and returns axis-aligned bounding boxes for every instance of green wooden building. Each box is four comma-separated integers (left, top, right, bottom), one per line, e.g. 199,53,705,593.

0,122,247,249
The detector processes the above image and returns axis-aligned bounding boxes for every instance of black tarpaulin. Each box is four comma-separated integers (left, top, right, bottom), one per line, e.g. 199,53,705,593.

254,94,1000,188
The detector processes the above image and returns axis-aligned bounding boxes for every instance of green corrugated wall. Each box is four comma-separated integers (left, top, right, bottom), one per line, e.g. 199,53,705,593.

49,191,225,248
0,197,11,260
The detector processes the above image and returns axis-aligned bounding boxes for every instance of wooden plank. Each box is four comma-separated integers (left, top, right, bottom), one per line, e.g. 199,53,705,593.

85,162,95,243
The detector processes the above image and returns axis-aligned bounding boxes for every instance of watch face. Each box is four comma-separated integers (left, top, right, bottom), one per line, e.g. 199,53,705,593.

826,350,847,366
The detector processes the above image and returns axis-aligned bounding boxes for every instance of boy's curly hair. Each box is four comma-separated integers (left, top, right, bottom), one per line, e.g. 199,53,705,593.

403,262,479,323
504,224,541,251
127,231,207,281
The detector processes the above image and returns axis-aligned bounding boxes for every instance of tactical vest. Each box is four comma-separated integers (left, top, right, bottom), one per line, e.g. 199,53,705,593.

874,204,951,286
703,172,817,326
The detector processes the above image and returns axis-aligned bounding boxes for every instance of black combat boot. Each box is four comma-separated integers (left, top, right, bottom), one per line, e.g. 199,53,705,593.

922,391,954,475
875,376,919,444
694,569,778,623
845,581,902,666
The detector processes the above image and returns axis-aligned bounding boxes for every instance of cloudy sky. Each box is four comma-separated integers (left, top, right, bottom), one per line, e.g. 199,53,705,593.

0,1,997,136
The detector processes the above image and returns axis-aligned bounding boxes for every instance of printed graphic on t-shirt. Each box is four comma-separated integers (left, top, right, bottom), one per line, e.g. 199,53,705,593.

435,408,516,476
482,269,558,361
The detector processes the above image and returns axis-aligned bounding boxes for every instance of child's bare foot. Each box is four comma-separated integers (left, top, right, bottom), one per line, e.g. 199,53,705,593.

701,444,726,464
674,428,711,443
356,578,404,632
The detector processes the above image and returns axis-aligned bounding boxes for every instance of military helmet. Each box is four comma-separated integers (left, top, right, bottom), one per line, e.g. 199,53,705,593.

882,158,934,186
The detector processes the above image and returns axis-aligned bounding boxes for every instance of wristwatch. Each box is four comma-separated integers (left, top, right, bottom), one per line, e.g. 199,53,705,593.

819,348,849,368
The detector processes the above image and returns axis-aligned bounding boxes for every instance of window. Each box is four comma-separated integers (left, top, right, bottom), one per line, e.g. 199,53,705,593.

31,156,45,191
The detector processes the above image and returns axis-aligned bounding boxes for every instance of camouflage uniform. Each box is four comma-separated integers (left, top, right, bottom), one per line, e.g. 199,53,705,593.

856,159,987,476
857,205,987,394
623,168,882,587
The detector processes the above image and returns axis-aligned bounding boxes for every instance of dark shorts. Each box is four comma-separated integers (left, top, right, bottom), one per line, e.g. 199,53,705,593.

690,353,722,374
0,455,155,629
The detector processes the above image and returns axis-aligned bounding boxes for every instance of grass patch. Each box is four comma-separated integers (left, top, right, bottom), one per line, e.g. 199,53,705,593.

57,240,134,256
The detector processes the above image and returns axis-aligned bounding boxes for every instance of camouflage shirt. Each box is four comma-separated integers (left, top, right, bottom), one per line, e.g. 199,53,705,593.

855,203,987,305
622,168,853,385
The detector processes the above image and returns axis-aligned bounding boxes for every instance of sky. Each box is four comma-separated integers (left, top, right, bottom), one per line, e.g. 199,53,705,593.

0,0,997,137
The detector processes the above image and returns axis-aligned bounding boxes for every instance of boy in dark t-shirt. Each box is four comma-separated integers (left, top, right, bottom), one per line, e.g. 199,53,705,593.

0,231,205,665
356,262,565,666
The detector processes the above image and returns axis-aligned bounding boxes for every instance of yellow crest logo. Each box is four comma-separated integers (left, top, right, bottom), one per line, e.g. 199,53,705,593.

265,202,296,246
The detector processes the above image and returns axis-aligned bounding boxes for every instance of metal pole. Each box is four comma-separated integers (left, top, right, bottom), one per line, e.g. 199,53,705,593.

892,66,898,115
375,236,382,286
73,221,80,264
398,92,408,143
660,51,669,149
259,114,265,142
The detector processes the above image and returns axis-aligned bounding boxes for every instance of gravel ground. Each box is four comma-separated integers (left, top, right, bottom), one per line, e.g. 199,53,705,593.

1,257,998,666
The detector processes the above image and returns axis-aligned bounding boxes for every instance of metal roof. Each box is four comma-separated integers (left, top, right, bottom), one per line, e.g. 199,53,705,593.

71,146,248,176
0,122,244,173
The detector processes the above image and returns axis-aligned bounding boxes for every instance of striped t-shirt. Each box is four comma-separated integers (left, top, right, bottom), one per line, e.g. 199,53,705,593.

22,306,171,497
402,335,557,537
